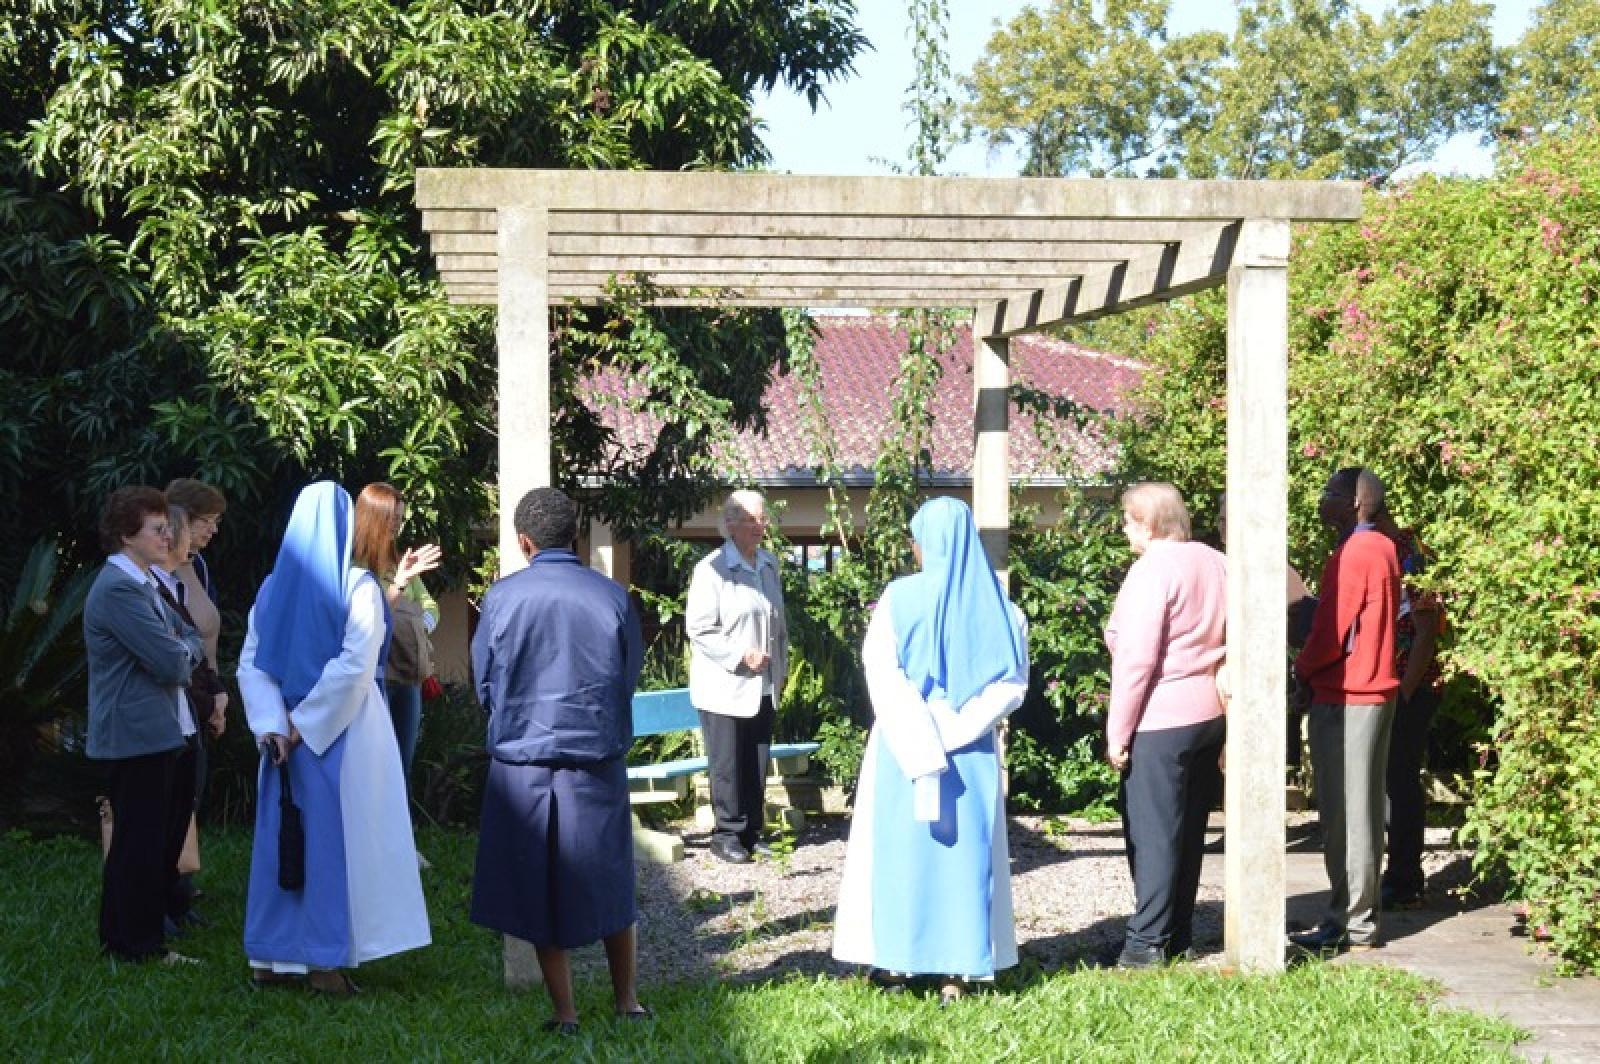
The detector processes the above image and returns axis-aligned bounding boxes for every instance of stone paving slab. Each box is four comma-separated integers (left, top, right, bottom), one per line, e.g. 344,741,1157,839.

1268,831,1600,1063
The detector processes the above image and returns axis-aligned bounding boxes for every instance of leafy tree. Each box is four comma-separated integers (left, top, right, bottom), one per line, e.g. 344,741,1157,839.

963,0,1192,177
964,0,1501,182
1499,0,1600,136
1,0,865,606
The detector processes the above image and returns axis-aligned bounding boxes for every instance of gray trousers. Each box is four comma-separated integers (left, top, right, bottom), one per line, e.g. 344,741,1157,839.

1307,698,1396,944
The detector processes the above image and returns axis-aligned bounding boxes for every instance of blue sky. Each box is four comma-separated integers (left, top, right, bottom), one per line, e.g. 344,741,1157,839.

754,1,1536,178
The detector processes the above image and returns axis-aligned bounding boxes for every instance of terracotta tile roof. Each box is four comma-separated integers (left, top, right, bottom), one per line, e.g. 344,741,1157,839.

579,315,1143,485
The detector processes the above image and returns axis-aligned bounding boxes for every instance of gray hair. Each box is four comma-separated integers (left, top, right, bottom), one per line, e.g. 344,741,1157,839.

1121,482,1192,542
717,490,768,538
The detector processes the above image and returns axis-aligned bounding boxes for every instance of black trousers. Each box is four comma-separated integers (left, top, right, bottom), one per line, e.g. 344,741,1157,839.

1121,716,1225,955
165,739,199,917
1383,685,1441,897
99,747,183,960
699,697,774,847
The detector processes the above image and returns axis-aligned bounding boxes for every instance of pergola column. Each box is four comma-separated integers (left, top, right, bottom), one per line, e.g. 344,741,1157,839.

972,328,1011,578
496,205,550,990
495,207,552,576
586,518,632,586
1223,218,1291,973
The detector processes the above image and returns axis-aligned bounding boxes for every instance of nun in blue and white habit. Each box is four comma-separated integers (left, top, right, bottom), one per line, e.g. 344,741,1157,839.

239,482,429,992
832,497,1029,1000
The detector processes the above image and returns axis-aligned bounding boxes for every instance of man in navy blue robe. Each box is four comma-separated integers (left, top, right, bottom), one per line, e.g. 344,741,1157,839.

470,487,647,1031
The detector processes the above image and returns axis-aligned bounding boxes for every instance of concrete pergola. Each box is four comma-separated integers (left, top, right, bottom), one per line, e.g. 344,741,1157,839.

416,168,1362,973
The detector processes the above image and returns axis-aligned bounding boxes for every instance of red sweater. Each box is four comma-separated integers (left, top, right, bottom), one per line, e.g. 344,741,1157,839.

1294,528,1401,705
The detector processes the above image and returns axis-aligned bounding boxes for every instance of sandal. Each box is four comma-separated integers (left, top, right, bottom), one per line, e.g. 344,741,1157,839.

541,1019,580,1036
249,969,302,989
938,979,965,1008
307,970,362,997
616,1004,653,1021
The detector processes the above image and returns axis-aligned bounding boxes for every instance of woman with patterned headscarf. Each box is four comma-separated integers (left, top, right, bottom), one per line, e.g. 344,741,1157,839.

238,482,430,994
832,497,1029,1005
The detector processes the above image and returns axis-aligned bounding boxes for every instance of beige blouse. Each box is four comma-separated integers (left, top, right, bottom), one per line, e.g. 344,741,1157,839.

174,560,221,669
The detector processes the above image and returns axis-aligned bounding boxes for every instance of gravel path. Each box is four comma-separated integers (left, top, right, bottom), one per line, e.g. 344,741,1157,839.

559,812,1472,987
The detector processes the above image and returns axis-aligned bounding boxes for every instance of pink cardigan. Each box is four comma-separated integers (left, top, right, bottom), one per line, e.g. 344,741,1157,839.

1104,539,1227,752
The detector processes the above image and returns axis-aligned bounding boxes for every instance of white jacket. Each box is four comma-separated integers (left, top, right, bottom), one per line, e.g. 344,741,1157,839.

686,541,789,718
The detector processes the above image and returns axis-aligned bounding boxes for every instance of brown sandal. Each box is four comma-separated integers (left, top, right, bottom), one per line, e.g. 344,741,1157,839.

308,970,362,996
249,969,301,989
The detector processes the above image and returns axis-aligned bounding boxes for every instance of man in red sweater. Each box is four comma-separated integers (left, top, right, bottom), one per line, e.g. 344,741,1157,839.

1290,467,1401,954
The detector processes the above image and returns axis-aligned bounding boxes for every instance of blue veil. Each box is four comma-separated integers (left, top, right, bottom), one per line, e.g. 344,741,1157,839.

251,481,354,708
889,497,1027,709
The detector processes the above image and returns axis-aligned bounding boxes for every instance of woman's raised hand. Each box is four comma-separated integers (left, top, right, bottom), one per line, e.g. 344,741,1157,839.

395,544,442,587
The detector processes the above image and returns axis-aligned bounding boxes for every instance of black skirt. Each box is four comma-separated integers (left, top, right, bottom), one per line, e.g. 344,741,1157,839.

470,756,636,949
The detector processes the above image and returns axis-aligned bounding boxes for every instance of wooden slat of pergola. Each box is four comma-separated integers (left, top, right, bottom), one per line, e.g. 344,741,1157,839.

415,168,1362,979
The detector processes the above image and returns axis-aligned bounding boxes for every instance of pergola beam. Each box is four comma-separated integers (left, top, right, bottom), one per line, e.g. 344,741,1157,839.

439,265,1092,287
417,170,1362,222
439,252,1111,274
976,223,1241,337
427,212,1246,245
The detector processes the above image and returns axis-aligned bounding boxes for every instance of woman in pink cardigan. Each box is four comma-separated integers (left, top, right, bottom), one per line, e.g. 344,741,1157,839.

1104,482,1227,968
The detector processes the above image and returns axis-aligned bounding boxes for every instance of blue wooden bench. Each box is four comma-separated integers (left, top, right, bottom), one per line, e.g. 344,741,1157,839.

628,687,820,799
628,687,820,862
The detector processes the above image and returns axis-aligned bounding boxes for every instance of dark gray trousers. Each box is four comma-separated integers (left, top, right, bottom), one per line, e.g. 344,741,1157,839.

699,697,774,847
1121,716,1225,955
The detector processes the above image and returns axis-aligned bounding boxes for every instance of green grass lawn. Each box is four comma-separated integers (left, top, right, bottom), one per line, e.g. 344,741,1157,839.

0,827,1523,1062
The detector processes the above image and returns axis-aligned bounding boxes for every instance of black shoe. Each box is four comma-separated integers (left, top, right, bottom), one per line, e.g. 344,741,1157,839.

867,968,908,994
709,836,751,864
1116,942,1164,969
541,1019,579,1036
1288,923,1370,955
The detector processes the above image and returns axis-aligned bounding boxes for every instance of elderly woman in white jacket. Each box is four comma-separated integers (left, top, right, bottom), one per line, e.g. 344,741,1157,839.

685,490,789,865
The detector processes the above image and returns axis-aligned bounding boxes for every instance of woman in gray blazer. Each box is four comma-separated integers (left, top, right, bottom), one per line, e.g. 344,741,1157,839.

85,486,205,964
685,491,788,864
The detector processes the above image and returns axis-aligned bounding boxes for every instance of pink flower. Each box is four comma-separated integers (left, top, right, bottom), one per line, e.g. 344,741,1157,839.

1301,441,1322,458
1540,217,1564,253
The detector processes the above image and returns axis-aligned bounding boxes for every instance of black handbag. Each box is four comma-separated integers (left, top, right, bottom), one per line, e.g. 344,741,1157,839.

276,757,306,891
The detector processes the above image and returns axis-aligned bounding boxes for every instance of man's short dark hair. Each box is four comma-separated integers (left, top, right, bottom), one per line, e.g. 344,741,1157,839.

514,487,578,550
1328,467,1363,496
99,486,167,553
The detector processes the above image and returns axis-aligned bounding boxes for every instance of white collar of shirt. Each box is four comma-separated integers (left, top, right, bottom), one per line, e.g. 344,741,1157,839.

722,540,771,574
107,553,150,584
150,566,182,599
